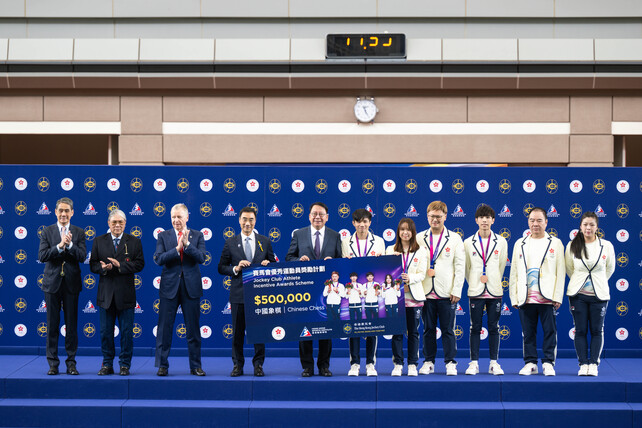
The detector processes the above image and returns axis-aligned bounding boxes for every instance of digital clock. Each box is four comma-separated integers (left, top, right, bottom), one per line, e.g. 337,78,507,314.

326,34,406,59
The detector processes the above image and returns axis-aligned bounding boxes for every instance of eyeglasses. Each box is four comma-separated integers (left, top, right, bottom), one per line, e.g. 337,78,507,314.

310,212,328,218
428,215,444,220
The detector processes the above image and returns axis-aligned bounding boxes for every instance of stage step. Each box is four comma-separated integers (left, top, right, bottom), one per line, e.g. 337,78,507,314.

0,356,639,427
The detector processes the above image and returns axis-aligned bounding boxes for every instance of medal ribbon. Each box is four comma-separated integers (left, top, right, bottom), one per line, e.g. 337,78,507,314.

355,234,368,257
479,233,491,276
401,251,411,274
429,229,444,269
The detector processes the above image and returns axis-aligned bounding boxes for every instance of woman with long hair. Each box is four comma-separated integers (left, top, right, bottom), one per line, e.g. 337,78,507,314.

565,212,615,376
385,218,428,376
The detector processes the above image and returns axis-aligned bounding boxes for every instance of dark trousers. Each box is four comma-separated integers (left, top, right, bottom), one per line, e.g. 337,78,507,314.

569,294,608,365
365,304,378,319
327,303,341,320
392,306,422,366
349,305,362,320
385,304,398,317
469,298,502,361
230,302,265,368
155,276,202,370
99,303,134,368
44,283,79,369
349,336,377,366
422,298,457,364
518,303,557,365
299,339,332,370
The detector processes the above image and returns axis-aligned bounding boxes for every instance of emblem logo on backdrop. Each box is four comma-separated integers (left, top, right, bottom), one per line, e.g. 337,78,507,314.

405,179,418,194
315,179,328,194
177,178,189,193
269,179,281,194
83,177,96,192
37,177,50,192
130,178,143,192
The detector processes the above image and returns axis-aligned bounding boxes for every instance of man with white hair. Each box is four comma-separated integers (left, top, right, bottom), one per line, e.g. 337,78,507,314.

154,204,207,376
90,209,145,376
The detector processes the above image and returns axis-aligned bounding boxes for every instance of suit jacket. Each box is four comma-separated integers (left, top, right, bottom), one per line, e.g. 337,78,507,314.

464,231,508,298
218,232,276,304
418,227,466,298
89,233,145,310
153,228,206,300
509,233,566,307
565,238,615,301
38,224,86,294
286,226,342,261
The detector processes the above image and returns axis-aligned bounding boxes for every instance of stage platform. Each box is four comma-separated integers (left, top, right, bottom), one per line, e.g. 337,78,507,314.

0,355,639,427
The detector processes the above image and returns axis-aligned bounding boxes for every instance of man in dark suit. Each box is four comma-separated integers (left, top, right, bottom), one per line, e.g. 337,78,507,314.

90,209,144,376
286,202,342,377
38,197,86,375
218,206,275,377
153,203,207,376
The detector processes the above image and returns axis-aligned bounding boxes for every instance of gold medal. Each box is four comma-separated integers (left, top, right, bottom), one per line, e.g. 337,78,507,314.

427,268,435,277
480,274,488,283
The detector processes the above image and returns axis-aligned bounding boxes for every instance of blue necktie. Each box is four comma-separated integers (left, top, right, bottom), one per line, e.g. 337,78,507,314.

113,238,120,251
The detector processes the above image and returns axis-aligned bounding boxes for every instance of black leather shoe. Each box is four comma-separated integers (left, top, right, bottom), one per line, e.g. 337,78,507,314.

66,366,79,376
157,367,168,376
254,365,265,377
190,367,206,376
119,367,130,376
301,368,313,377
230,365,243,377
97,366,113,376
47,367,59,376
319,367,333,377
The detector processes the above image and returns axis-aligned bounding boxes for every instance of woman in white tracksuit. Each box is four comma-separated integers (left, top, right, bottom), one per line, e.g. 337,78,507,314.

565,212,615,377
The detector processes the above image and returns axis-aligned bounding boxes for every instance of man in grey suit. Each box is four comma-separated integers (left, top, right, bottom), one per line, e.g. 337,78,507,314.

38,197,86,375
286,202,343,377
218,206,275,377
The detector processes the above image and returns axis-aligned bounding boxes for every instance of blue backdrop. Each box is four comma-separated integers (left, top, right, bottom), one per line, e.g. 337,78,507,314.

0,165,639,354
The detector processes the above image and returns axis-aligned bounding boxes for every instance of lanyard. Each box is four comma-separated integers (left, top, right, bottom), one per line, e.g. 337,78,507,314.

429,230,444,269
355,234,368,257
478,233,492,275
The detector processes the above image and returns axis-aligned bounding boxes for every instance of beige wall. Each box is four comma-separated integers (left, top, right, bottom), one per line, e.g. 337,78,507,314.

1,93,641,166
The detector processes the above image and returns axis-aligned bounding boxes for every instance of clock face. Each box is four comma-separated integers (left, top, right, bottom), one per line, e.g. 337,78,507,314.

354,99,377,123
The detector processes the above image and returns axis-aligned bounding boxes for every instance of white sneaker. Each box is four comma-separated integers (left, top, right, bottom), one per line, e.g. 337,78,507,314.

391,364,403,377
587,363,598,376
407,364,418,377
348,364,360,376
446,362,458,376
465,361,479,375
542,362,556,376
578,364,589,376
519,362,538,375
366,363,378,377
488,360,504,375
418,361,434,375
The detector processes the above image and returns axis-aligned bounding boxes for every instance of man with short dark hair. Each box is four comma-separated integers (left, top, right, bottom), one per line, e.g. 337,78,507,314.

218,206,275,377
286,202,342,377
342,208,385,377
38,197,86,375
463,204,507,376
90,209,145,376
